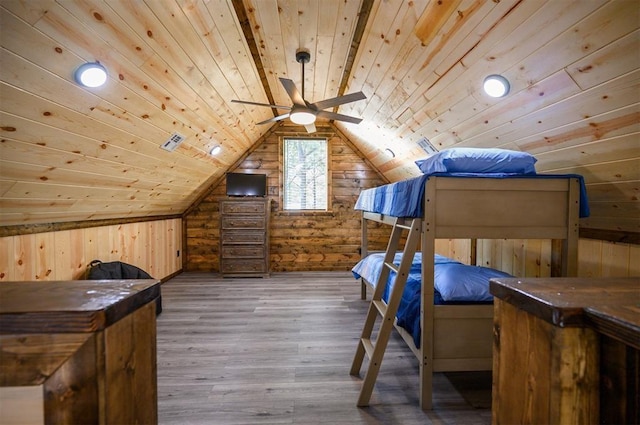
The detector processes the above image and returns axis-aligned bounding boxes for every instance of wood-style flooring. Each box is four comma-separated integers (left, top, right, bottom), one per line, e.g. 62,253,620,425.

156,271,492,425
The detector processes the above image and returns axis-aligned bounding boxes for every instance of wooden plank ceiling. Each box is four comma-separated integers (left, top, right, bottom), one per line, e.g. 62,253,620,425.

0,0,638,234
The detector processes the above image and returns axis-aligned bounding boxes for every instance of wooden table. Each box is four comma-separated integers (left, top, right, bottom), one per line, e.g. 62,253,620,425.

490,277,640,425
0,279,160,425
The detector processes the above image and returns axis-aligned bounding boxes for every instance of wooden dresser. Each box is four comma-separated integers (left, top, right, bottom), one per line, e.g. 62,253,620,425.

219,197,271,277
0,279,160,425
490,277,640,425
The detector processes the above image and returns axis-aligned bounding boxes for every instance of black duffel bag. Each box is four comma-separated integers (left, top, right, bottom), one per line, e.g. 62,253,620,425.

86,260,162,314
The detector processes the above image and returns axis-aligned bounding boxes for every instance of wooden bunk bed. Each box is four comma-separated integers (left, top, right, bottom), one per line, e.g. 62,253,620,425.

349,174,583,410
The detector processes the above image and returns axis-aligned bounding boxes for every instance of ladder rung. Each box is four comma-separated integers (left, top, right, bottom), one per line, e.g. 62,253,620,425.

361,338,374,359
383,261,399,274
395,223,412,231
372,300,387,317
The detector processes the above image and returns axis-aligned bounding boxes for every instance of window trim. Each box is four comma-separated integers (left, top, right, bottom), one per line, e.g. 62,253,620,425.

280,136,332,213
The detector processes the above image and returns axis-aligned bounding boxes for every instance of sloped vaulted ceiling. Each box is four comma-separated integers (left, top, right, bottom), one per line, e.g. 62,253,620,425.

0,0,638,237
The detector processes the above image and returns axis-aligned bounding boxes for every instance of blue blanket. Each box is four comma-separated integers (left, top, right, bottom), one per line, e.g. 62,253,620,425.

354,172,590,218
352,253,511,348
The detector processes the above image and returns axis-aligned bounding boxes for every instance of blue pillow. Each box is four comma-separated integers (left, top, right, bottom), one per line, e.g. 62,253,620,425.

434,263,513,302
415,148,537,175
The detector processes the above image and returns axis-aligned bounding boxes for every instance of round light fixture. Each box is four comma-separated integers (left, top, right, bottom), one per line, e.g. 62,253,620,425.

483,74,510,98
289,109,316,125
74,62,108,88
209,145,221,156
384,148,395,158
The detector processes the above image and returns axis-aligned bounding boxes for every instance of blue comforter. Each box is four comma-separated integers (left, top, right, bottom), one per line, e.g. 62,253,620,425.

352,253,512,348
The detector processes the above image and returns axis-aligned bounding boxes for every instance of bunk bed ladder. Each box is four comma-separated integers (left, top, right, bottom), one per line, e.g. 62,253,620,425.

350,216,422,407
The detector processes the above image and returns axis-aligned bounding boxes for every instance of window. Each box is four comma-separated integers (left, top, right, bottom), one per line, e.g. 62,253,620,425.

283,138,328,210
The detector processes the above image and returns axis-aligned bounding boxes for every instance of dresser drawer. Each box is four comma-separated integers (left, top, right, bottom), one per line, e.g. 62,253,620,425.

220,200,267,215
221,216,265,230
221,245,265,258
221,231,265,244
221,259,267,274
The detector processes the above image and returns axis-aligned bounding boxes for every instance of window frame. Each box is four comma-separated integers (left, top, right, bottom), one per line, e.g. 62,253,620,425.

280,137,331,213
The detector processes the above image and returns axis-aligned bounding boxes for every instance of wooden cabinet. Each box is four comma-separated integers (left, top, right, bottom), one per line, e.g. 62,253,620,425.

0,279,160,425
219,197,270,277
490,277,640,425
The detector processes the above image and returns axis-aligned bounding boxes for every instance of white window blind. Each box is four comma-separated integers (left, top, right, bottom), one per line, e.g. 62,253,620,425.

283,138,328,210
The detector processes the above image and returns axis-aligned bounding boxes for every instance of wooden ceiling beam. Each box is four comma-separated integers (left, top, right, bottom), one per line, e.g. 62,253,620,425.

335,0,375,114
231,0,279,116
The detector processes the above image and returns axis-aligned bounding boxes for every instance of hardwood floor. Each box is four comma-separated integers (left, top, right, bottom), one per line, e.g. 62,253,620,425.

156,272,492,425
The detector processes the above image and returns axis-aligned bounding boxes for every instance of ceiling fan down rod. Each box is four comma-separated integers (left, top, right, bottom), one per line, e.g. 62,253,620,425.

296,49,311,100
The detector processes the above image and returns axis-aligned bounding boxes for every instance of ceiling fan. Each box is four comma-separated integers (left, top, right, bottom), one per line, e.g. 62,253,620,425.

232,49,366,133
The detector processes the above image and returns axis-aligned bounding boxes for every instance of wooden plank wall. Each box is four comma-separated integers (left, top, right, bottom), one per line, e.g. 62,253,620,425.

0,218,182,281
576,238,640,277
477,238,640,278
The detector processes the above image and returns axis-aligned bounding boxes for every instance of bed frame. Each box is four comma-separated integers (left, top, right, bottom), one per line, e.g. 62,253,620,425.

350,176,581,410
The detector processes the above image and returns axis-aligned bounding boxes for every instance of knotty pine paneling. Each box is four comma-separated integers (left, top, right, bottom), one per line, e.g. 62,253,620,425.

0,218,182,281
336,0,639,234
577,238,640,277
0,0,268,226
477,238,639,278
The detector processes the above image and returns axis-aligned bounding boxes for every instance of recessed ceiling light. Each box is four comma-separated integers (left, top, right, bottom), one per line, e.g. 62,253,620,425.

384,148,395,158
483,74,510,98
210,145,221,156
74,62,107,88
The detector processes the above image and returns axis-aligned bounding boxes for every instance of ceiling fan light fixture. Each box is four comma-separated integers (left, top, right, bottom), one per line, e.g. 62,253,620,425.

231,50,365,132
289,110,316,125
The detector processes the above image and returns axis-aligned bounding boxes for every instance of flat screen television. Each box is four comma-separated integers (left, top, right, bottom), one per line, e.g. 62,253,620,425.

225,172,267,197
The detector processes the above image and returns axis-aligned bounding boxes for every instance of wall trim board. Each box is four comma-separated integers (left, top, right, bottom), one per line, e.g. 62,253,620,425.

579,228,640,245
160,269,182,283
0,214,183,238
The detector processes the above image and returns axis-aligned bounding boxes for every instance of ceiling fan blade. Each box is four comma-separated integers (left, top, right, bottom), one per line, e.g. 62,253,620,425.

257,113,290,125
312,91,366,110
316,110,363,124
304,123,316,133
279,78,306,106
231,99,291,110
